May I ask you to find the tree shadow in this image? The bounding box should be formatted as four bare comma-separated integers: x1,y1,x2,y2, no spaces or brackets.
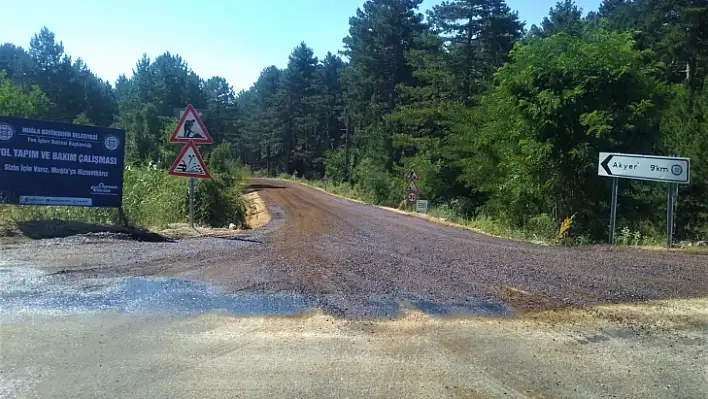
203,234,263,244
15,219,171,242
244,183,288,193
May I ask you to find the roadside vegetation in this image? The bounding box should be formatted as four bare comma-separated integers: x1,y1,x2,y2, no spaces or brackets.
1,0,707,243
0,164,247,235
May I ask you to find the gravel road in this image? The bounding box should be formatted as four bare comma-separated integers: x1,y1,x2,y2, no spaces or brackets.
3,178,706,316
2,179,707,398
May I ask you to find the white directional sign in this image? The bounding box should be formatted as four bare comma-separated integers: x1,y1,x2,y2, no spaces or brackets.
598,153,690,184
415,200,428,213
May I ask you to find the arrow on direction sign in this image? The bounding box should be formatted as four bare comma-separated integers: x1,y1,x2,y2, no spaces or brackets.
600,154,613,176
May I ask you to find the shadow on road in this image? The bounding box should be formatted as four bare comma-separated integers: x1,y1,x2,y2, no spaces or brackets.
203,234,263,244
245,183,288,193
15,219,171,242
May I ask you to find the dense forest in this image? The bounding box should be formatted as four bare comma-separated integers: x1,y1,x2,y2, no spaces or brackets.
1,0,707,241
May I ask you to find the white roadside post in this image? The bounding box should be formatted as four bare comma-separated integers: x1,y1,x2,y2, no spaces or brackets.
598,152,690,248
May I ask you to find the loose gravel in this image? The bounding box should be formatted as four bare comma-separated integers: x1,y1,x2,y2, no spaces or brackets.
2,179,706,317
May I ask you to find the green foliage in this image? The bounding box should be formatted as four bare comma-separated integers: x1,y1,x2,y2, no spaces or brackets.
353,157,402,206
25,27,116,125
530,0,584,37
324,148,350,183
0,71,50,118
208,142,238,175
195,172,246,228
661,82,708,239
122,166,187,227
460,29,667,236
616,226,642,246
0,202,115,227
429,0,524,100
72,112,92,125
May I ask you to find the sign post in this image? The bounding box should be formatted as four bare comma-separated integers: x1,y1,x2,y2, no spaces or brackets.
189,177,195,228
169,105,213,228
404,169,419,210
609,177,618,245
667,182,675,249
598,152,690,247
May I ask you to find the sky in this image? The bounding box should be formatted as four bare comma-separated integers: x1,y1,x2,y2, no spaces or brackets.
1,0,602,93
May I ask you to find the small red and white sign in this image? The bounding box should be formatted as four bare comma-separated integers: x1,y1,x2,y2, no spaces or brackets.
169,104,213,144
406,191,418,204
168,141,211,179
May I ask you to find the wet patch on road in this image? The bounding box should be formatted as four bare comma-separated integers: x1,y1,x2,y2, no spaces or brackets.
0,266,511,318
407,296,511,316
0,266,310,317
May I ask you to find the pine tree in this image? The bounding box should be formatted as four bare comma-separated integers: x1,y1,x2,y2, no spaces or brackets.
0,43,35,89
343,0,426,117
429,0,523,101
530,0,584,37
342,0,427,168
282,43,320,176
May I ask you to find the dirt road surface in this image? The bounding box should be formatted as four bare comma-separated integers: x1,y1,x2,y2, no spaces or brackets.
1,179,707,398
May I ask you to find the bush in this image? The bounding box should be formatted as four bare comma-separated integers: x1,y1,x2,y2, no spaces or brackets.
194,172,246,228
353,158,402,207
122,166,187,227
324,148,350,183
208,142,240,175
525,213,557,241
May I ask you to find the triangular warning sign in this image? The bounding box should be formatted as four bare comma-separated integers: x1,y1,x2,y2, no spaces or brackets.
406,169,418,181
406,180,418,192
168,141,211,179
169,104,213,144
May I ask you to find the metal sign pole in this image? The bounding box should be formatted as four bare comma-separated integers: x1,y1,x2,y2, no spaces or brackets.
609,177,618,245
667,182,675,249
189,177,195,228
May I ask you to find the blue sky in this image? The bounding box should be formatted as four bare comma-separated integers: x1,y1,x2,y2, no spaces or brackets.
1,0,601,93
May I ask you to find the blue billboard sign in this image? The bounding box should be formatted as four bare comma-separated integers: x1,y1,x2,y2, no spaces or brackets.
0,116,125,208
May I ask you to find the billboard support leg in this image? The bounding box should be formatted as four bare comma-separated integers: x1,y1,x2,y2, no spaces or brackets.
117,207,128,228
609,177,618,245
